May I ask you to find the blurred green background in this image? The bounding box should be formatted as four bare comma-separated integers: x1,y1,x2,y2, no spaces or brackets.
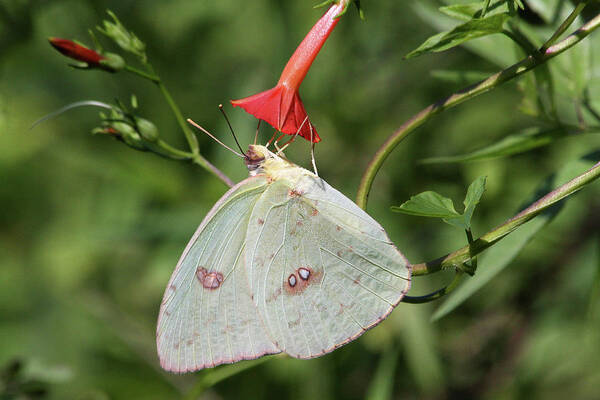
1,0,600,398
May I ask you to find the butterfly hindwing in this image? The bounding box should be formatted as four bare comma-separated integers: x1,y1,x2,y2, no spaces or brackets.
246,173,411,358
157,177,280,372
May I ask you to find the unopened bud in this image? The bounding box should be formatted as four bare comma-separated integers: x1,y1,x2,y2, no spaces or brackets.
135,117,158,142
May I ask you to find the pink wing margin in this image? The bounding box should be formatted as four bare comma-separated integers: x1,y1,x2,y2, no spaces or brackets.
157,176,280,373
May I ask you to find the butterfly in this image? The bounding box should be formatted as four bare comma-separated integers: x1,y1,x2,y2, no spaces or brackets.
156,144,411,372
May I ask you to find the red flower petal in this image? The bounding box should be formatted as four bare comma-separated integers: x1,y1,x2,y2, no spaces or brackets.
49,38,104,65
231,85,320,143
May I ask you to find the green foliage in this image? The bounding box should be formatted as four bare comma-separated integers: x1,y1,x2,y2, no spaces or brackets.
1,0,600,398
392,176,486,230
406,0,523,59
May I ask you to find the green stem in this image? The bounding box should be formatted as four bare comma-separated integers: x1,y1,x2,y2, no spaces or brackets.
125,63,233,186
540,1,588,53
124,64,160,82
192,155,235,187
155,80,200,156
411,160,600,275
356,12,600,210
155,139,194,159
402,271,465,303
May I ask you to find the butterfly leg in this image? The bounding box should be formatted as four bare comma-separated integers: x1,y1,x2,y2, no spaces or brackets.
310,124,319,176
254,120,261,145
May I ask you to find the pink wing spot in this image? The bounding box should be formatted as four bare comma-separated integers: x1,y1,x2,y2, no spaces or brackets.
353,276,361,285
336,225,342,231
196,267,224,290
186,339,193,346
169,284,177,291
337,250,343,257
311,208,318,216
297,220,303,226
288,189,303,197
258,218,264,225
285,266,322,295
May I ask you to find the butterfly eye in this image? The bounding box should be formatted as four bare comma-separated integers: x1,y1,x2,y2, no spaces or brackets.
287,274,297,287
298,267,310,280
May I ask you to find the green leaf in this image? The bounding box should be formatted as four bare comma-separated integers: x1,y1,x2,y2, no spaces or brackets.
391,191,460,218
405,13,511,59
431,155,598,321
430,69,491,85
420,127,570,164
365,347,400,400
439,3,483,21
512,0,525,10
439,1,509,21
462,176,487,228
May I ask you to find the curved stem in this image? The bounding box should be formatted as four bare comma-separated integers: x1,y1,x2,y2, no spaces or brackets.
402,271,464,304
155,80,200,156
125,62,233,186
411,160,600,275
356,12,600,210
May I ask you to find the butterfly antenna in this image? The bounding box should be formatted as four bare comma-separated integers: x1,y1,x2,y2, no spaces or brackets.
186,118,244,157
254,120,261,145
218,104,245,155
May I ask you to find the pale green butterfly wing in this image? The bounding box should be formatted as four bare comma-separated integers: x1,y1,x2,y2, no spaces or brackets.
246,172,411,358
157,176,280,372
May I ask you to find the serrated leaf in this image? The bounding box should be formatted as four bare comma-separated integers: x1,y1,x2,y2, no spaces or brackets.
405,13,511,59
391,191,460,218
420,127,568,164
463,176,487,228
432,155,598,321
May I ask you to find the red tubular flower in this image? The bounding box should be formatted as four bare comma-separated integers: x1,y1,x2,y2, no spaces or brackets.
49,38,104,66
231,1,349,143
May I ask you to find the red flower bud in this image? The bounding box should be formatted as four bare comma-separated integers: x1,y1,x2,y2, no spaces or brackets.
49,38,104,65
231,1,348,142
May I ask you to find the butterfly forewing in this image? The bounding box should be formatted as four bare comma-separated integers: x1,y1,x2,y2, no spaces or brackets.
246,173,411,358
157,177,280,372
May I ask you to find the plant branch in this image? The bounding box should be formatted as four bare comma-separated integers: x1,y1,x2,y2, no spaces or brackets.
411,160,600,275
356,11,600,210
402,271,465,303
540,1,588,53
125,63,233,186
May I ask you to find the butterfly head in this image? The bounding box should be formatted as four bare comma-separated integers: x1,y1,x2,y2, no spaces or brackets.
245,145,272,176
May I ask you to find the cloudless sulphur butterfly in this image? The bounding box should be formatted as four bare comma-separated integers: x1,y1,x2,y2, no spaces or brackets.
157,145,411,372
